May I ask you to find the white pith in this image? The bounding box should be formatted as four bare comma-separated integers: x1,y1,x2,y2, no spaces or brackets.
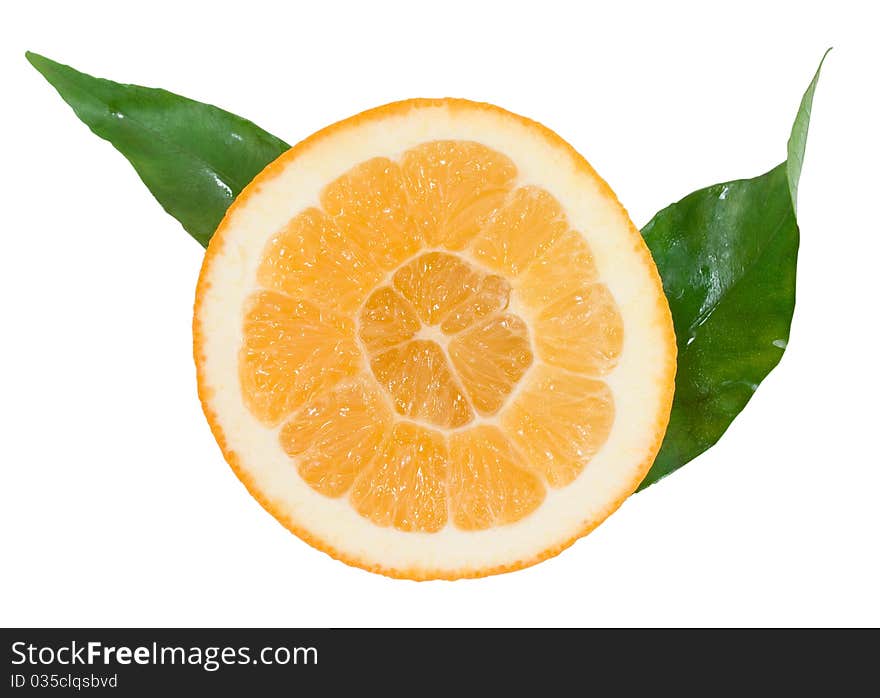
196,103,673,574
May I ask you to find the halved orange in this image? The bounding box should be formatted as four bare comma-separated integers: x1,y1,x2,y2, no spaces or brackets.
194,99,676,580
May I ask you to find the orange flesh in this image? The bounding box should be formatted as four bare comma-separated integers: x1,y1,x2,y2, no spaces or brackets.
238,140,623,533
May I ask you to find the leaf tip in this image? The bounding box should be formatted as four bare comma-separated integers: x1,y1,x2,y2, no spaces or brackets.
815,47,833,77
25,51,56,77
786,50,830,212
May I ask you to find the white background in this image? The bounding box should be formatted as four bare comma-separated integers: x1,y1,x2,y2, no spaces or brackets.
2,1,878,628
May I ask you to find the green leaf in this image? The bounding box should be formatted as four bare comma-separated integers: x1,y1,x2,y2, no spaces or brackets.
638,54,826,489
639,164,796,489
26,52,290,247
788,48,830,211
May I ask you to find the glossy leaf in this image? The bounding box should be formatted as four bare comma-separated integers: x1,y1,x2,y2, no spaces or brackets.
638,55,826,489
27,52,290,247
639,164,796,489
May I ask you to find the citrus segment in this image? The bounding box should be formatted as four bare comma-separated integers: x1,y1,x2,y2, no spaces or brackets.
515,230,598,310
401,141,517,249
393,252,481,326
501,365,614,488
358,286,420,352
440,273,510,335
280,379,391,497
370,340,473,428
320,157,420,270
470,186,568,276
534,282,624,375
238,291,361,425
448,426,545,530
447,314,533,415
257,208,380,316
349,423,448,533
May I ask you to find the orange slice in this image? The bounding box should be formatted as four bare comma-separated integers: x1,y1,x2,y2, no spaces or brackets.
194,99,676,580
